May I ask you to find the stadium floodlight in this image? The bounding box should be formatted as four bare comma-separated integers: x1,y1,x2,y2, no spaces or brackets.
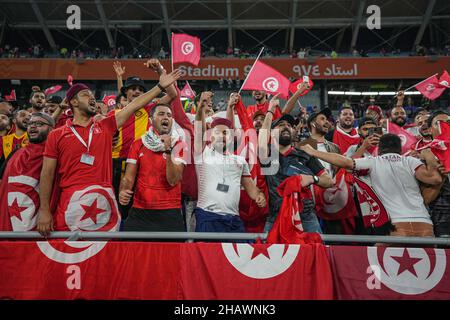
361,92,377,95
344,92,361,96
328,91,345,95
378,91,397,95
404,91,422,95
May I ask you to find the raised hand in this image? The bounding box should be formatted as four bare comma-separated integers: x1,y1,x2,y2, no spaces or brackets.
144,59,165,73
268,93,280,112
159,69,182,89
228,92,240,109
113,61,126,77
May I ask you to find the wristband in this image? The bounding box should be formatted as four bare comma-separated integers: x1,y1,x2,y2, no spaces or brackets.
157,83,166,93
267,110,275,116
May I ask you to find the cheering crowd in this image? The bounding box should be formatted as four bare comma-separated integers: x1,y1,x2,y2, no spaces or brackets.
0,58,449,241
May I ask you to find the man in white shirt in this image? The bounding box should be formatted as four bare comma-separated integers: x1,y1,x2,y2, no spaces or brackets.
194,92,266,233
300,133,443,237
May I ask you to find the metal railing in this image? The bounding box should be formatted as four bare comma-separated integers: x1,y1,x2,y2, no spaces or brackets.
0,231,449,246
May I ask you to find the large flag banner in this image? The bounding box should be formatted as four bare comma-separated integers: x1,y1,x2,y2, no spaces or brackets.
415,74,446,100
387,121,418,154
180,243,334,299
180,82,196,100
241,60,291,99
331,246,450,300
172,33,201,66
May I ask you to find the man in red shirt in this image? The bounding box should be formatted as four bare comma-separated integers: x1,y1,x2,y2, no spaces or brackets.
36,69,181,236
119,104,186,231
246,90,282,120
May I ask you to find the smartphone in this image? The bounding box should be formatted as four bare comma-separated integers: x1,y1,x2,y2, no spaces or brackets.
302,75,309,83
368,127,383,136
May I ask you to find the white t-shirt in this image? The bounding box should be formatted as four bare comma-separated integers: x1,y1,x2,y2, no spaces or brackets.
354,153,431,224
196,145,251,216
317,143,333,176
345,144,373,158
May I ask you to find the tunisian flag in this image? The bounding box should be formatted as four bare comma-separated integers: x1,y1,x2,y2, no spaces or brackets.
44,85,62,96
180,242,334,299
0,143,45,231
429,122,450,173
172,33,201,66
314,169,357,221
241,60,291,99
387,120,418,154
180,82,196,100
333,126,360,154
4,89,16,101
267,175,322,244
289,78,314,96
415,74,446,100
234,99,268,232
331,246,450,300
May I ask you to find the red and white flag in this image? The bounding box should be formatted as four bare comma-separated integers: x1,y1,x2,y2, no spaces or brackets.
102,95,116,108
439,70,450,88
387,120,418,154
180,82,196,100
415,74,446,100
333,126,360,154
429,122,450,173
314,169,358,221
172,33,201,66
289,78,314,96
44,85,62,96
4,89,16,101
241,60,291,99
267,175,322,244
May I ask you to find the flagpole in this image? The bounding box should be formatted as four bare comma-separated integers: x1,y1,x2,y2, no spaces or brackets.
171,32,174,72
238,47,265,95
399,73,439,94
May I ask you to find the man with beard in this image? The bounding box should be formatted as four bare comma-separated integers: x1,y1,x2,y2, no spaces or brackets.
407,108,429,137
246,90,282,120
410,113,433,152
29,90,46,113
346,117,380,159
110,59,179,221
118,104,187,231
421,111,450,237
0,110,30,167
325,106,359,154
0,111,12,137
0,113,54,231
297,108,339,176
193,95,266,233
36,68,181,236
0,100,13,115
259,95,333,233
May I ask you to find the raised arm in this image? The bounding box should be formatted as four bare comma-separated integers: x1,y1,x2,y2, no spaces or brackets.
395,90,405,108
300,144,355,170
36,157,57,236
194,91,213,154
258,94,279,159
113,61,125,93
115,69,181,129
282,81,310,114
144,59,178,104
226,93,240,128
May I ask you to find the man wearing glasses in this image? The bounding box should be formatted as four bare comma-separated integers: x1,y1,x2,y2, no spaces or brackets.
0,112,54,231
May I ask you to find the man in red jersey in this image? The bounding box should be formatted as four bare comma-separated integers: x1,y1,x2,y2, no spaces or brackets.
36,69,182,236
119,103,186,231
246,90,282,120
